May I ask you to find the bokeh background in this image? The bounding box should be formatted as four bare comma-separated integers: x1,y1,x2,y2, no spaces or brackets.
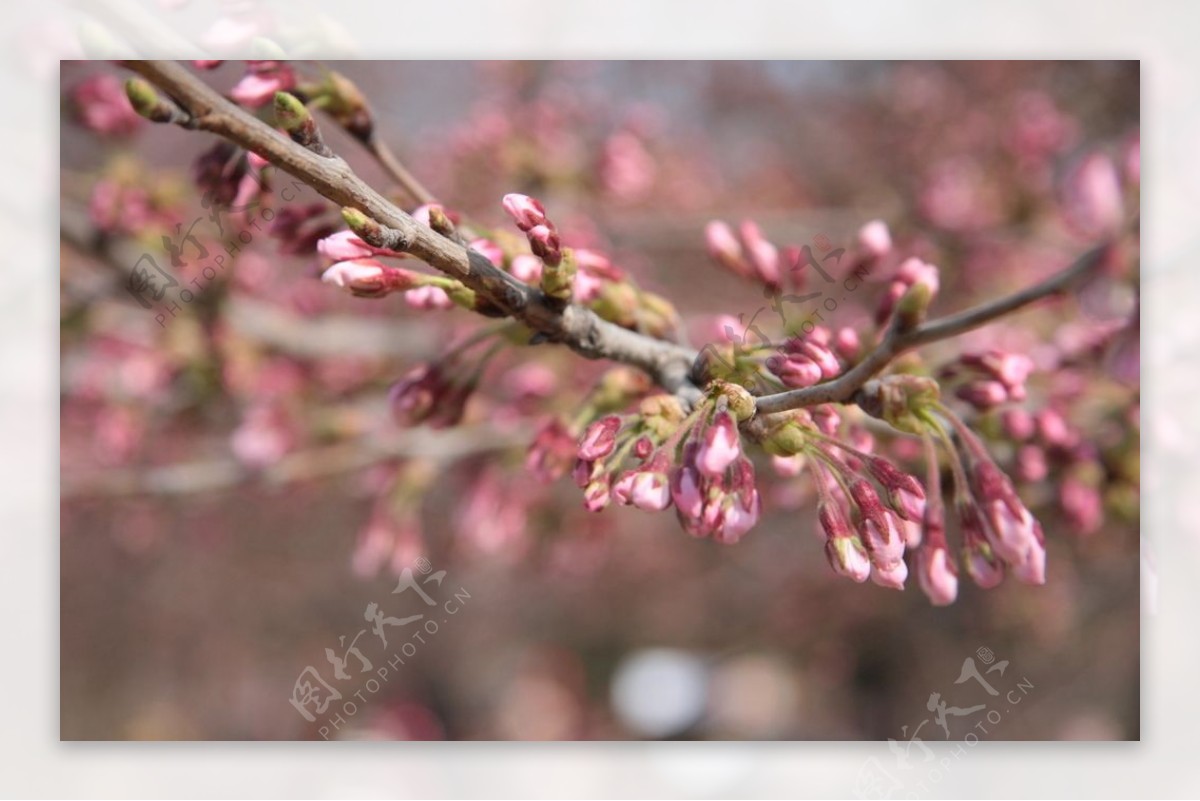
60,60,1139,741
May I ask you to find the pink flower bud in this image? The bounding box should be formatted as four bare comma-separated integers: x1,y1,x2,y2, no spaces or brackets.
716,490,760,544
1061,477,1102,535
1036,408,1076,448
897,257,941,297
578,415,621,461
984,499,1038,565
321,258,390,296
772,354,822,388
630,464,672,512
860,512,906,568
870,557,908,590
230,64,295,108
825,534,871,583
527,224,562,266
526,419,576,483
469,237,504,267
917,545,959,605
671,463,704,522
697,410,741,477
572,269,604,304
574,248,625,280
404,285,453,310
1063,152,1123,237
501,193,548,231
1001,408,1036,441
318,230,375,261
583,479,611,512
633,437,654,460
1015,445,1048,482
834,327,861,362
798,341,841,379
956,380,1009,410
857,219,892,258
510,254,544,284
771,454,805,477
812,405,841,437
410,204,435,227
704,220,748,276
739,220,780,287
1011,534,1047,585
572,458,598,488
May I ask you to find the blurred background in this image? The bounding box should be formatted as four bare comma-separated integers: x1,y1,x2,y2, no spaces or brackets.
60,60,1139,741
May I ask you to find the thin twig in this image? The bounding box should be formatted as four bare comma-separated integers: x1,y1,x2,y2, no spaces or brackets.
753,243,1110,415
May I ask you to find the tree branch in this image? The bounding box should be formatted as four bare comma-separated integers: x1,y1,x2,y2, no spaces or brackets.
752,243,1111,416
121,60,702,405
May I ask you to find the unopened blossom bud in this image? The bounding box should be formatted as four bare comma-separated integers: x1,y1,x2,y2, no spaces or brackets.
574,248,625,280
583,478,611,512
671,460,704,522
866,456,926,524
501,193,548,232
1061,475,1103,535
857,505,906,568
404,285,453,310
509,254,543,284
697,410,741,477
983,498,1039,565
704,220,749,278
897,257,941,297
231,63,296,107
528,224,563,268
526,418,577,482
812,405,841,437
578,415,621,461
469,237,503,268
633,437,654,460
1001,408,1036,441
1036,408,1076,448
1015,444,1048,482
957,379,1010,410
572,268,604,304
321,258,417,298
857,219,893,258
834,327,861,362
824,530,872,584
628,453,672,512
387,365,449,427
917,545,959,605
573,457,598,488
273,91,330,155
716,488,761,545
772,354,822,388
799,340,842,379
1011,529,1047,585
771,453,806,477
870,557,908,591
1063,152,1124,238
739,220,781,287
961,506,1006,589
317,230,375,261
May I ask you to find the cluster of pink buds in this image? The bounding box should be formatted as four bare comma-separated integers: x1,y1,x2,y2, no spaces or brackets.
571,387,762,545
502,193,563,267
946,349,1036,410
765,327,846,389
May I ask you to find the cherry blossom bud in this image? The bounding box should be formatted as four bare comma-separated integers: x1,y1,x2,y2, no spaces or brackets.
1036,408,1076,448
510,254,543,284
317,230,374,261
859,511,906,568
697,410,741,477
704,220,748,277
231,63,296,108
1063,152,1123,237
983,499,1039,565
528,224,562,266
469,237,504,268
824,530,872,583
961,506,1006,589
771,354,822,388
526,419,577,482
957,379,1009,410
583,479,611,512
75,75,144,136
573,248,625,281
771,453,806,477
578,415,621,461
739,220,780,287
866,456,926,523
1061,476,1102,535
857,219,893,258
1015,445,1048,482
572,269,603,304
404,285,453,310
871,557,908,590
671,463,704,522
1002,408,1036,441
716,489,760,544
321,258,416,298
917,545,959,605
793,340,841,379
573,458,598,488
1011,532,1047,585
501,193,548,231
387,365,454,428
629,454,672,512
812,405,841,437
834,327,861,362
633,437,654,460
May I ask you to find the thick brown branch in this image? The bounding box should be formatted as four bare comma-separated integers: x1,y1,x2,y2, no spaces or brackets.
752,243,1111,416
121,60,701,403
